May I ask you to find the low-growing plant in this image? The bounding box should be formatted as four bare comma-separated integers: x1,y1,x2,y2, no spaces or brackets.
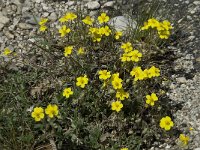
0,1,190,150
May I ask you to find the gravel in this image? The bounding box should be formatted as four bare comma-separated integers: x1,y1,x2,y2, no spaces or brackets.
0,0,200,149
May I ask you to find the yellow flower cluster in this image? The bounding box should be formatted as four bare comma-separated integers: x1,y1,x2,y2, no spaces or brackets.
82,16,94,26
120,42,142,62
141,18,173,39
39,18,48,32
59,12,77,23
89,25,111,42
130,66,160,81
31,104,59,121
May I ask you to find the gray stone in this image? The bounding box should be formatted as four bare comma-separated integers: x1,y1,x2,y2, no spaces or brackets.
85,1,100,10
0,23,4,31
4,30,14,39
18,23,34,29
66,1,76,7
23,14,40,25
103,1,115,8
193,1,200,5
196,57,200,62
109,16,137,31
176,77,187,83
0,13,10,25
49,12,57,21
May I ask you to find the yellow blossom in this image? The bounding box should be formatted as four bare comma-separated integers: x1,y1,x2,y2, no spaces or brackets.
158,30,170,39
2,48,12,56
39,25,47,32
63,87,73,98
99,26,111,36
111,101,123,112
121,42,133,53
179,134,189,145
116,89,129,100
45,104,59,118
146,93,158,106
112,77,123,90
159,116,174,131
77,47,85,55
148,18,160,28
59,12,77,22
39,18,48,25
59,25,71,37
130,67,145,81
76,75,89,88
82,16,94,25
31,107,45,122
64,46,73,57
121,148,128,150
115,31,122,40
98,70,111,80
98,13,109,24
148,66,160,78
89,27,102,42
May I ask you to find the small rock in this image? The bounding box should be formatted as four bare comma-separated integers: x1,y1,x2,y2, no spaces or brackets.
176,77,187,83
18,23,34,29
109,16,137,31
4,30,14,39
0,23,4,31
85,1,100,10
103,1,115,8
0,13,10,25
35,0,42,3
193,1,200,5
49,12,57,21
23,14,40,25
196,57,200,62
67,1,76,7
43,12,49,17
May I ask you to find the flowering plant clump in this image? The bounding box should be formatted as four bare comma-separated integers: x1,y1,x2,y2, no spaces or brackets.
0,3,181,149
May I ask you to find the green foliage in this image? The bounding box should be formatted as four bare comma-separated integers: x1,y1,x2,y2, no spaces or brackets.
0,1,180,150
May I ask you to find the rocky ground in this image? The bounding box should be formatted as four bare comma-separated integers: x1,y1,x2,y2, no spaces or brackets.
0,0,200,149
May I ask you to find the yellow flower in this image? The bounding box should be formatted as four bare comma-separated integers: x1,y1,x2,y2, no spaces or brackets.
130,67,145,81
146,93,158,106
112,73,120,80
3,48,12,56
39,25,47,32
59,12,77,22
148,66,160,78
89,27,102,42
159,116,174,131
82,16,94,25
99,70,111,80
121,50,142,62
76,75,89,88
39,18,48,25
116,89,129,100
112,77,123,90
161,20,173,30
64,46,73,57
121,42,133,53
158,30,170,39
98,13,109,24
31,107,44,122
141,21,150,30
45,104,59,118
111,101,123,112
121,148,128,150
59,25,71,37
115,31,122,40
147,18,160,28
77,47,85,55
99,26,111,36
63,87,73,98
179,134,189,145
